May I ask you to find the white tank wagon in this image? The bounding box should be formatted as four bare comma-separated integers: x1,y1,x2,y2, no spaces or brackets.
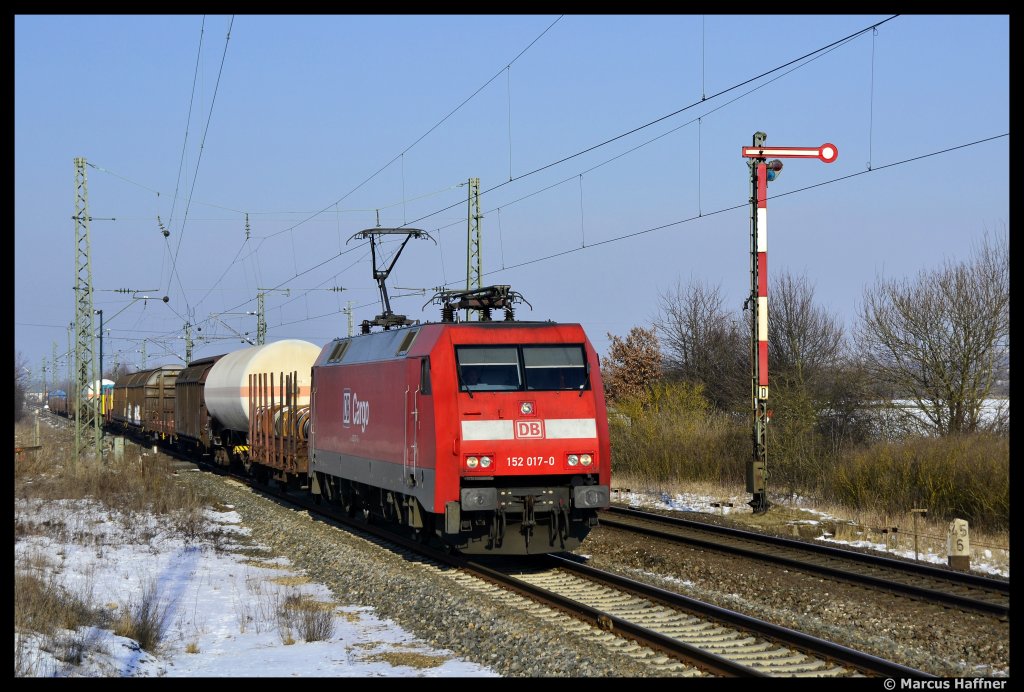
204,339,321,435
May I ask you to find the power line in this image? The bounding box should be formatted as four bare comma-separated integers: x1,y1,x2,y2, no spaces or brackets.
414,30,864,243
168,16,205,232
247,16,564,244
476,133,1009,281
167,15,235,308
400,15,901,231
246,134,1006,335
233,23,897,339
84,15,877,338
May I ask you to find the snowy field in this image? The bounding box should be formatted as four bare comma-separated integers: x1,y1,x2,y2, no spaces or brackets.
14,496,497,678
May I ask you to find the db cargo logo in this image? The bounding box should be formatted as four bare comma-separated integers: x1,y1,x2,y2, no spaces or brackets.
343,389,370,433
514,420,545,439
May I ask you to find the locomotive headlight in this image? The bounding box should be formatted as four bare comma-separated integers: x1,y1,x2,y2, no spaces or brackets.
466,456,479,469
567,454,579,466
480,456,492,469
580,454,593,467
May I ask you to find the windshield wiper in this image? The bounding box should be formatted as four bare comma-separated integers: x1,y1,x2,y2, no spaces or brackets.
580,362,591,397
457,366,474,399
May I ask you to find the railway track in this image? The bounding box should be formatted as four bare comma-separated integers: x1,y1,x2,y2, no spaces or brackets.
598,505,1010,618
219,466,933,678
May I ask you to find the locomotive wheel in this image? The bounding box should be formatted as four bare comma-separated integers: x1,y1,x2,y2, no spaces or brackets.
339,482,356,518
413,513,435,545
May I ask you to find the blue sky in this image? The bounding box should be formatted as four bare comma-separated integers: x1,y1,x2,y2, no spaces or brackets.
14,14,1009,382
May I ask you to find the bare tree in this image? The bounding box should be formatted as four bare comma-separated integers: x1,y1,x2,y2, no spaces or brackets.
601,326,662,403
768,271,845,390
857,227,1009,435
655,279,747,410
14,352,30,422
762,272,854,492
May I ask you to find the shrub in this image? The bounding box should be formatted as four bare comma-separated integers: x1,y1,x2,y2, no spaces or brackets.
828,434,1008,531
610,380,747,483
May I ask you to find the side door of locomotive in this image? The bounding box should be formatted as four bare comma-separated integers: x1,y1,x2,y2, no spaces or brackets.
403,356,431,487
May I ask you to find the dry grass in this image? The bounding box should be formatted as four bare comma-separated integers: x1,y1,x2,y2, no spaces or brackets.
14,571,105,637
828,434,1009,532
113,579,173,652
608,394,1010,536
276,593,335,643
14,566,110,675
360,651,447,669
15,419,213,537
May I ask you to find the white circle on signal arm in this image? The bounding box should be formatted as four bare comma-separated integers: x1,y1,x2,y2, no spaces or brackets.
819,144,838,163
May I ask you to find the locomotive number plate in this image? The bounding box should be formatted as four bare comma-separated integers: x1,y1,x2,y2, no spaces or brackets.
506,456,555,468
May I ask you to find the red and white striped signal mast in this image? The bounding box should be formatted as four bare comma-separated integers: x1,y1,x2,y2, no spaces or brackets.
741,132,838,513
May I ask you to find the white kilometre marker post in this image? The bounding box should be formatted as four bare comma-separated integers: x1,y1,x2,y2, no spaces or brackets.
741,133,838,513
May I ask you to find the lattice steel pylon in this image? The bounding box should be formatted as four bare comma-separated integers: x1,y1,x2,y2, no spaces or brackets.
255,288,290,345
72,156,101,463
465,177,482,321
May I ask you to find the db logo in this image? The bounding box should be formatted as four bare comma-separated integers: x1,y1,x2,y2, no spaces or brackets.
515,420,545,439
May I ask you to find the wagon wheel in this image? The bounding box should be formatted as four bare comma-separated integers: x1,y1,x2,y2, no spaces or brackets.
239,451,254,477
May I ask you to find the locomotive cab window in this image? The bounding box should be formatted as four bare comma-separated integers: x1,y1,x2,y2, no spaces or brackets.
455,344,588,392
523,345,588,391
456,346,521,392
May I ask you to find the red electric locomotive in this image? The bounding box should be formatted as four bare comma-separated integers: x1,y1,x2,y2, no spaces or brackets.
308,288,611,555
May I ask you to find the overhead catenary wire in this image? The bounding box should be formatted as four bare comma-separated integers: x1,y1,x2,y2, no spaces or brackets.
415,28,870,242
167,15,235,311
868,27,878,170
167,16,205,238
86,16,881,340
398,15,900,231
476,133,1009,281
251,15,564,247
241,132,1007,338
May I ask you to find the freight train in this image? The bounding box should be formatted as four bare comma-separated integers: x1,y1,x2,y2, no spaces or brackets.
71,284,611,555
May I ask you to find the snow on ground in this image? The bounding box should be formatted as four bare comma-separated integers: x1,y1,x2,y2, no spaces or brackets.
13,498,497,678
612,488,1010,579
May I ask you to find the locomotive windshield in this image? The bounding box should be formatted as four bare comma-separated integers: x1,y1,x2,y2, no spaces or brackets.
456,345,589,392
